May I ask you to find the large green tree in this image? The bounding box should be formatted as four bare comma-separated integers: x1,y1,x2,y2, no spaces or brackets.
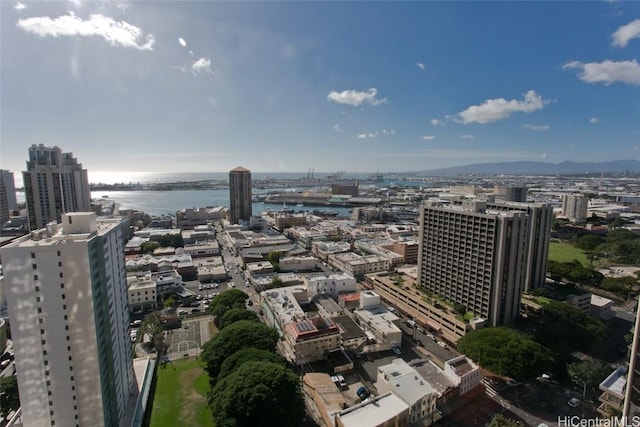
201,320,279,382
217,348,284,382
207,289,250,327
534,301,606,354
139,312,167,356
457,327,555,380
488,414,520,427
218,308,259,330
567,360,612,391
0,376,19,417
209,361,304,427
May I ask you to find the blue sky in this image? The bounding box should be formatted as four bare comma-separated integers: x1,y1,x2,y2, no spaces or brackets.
1,1,639,177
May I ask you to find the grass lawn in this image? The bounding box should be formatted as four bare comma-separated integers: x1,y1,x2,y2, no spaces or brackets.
548,242,590,266
149,358,213,427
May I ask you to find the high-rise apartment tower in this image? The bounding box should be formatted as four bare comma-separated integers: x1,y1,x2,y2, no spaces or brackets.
417,200,539,326
455,199,553,293
229,166,252,224
0,212,136,427
562,194,589,223
0,170,17,226
23,144,91,230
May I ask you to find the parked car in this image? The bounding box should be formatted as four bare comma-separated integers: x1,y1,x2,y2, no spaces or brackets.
437,341,448,349
427,333,436,340
392,347,402,355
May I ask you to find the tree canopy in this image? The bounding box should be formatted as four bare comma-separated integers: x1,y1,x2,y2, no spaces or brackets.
488,414,520,427
0,376,19,417
208,361,304,427
139,312,167,356
201,320,279,382
207,289,250,327
534,300,606,354
218,308,259,330
217,347,284,382
457,327,555,380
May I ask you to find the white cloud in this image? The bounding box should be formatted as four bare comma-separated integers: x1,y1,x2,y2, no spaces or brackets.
422,135,435,140
188,50,194,56
541,152,548,160
563,60,640,86
178,37,187,47
14,2,26,10
417,62,425,70
457,90,547,124
612,19,640,48
332,124,342,132
191,57,213,75
357,132,377,139
430,119,443,126
460,134,475,139
382,129,396,135
17,12,155,50
327,88,387,107
590,117,599,124
524,124,550,131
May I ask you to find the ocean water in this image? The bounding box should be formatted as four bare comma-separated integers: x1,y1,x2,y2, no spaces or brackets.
17,189,353,217
14,171,428,217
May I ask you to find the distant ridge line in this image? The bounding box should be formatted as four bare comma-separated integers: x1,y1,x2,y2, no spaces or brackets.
415,160,640,175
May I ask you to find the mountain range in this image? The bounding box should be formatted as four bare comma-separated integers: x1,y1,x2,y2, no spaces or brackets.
417,160,640,176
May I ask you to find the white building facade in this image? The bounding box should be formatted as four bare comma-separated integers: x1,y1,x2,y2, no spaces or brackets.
0,213,136,427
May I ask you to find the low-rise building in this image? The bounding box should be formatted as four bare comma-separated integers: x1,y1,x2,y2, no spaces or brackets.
246,261,274,275
127,276,157,313
565,292,592,315
335,392,410,427
302,373,347,427
315,295,343,318
377,358,438,425
332,315,368,352
283,316,342,365
354,291,402,352
279,255,318,272
183,241,220,258
312,241,351,261
443,356,481,395
304,272,357,298
591,294,615,320
328,252,391,277
598,366,626,419
338,293,360,311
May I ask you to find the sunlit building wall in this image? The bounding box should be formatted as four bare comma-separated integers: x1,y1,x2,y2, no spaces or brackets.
22,144,91,230
0,169,17,226
0,212,135,427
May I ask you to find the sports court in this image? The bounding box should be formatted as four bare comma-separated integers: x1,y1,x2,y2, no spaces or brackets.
165,318,203,359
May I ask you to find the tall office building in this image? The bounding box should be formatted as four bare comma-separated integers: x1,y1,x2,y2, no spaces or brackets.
0,212,136,427
417,201,530,326
229,166,252,224
562,194,589,223
23,144,92,230
0,169,17,226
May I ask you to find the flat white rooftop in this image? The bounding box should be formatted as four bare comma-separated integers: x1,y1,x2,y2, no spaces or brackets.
337,392,409,427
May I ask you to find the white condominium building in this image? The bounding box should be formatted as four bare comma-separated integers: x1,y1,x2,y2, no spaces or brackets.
0,213,136,427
